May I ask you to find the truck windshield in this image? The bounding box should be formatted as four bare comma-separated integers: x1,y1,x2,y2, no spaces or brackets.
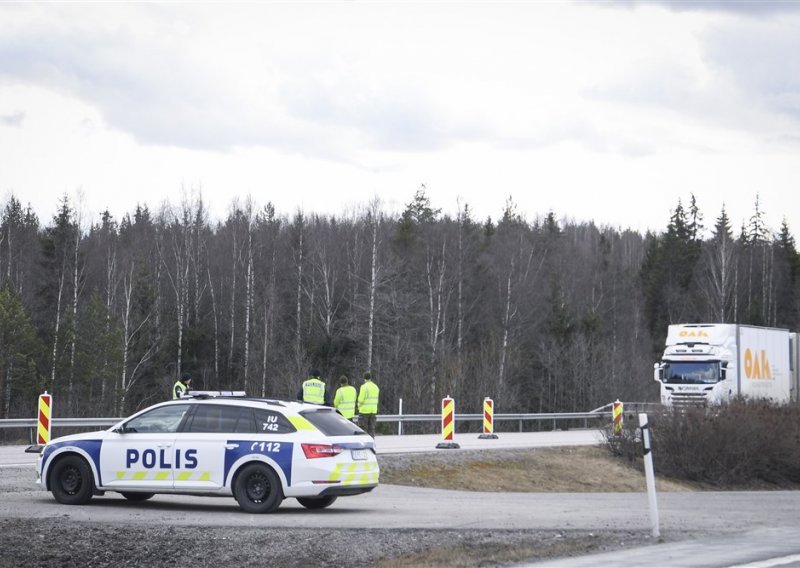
662,361,720,384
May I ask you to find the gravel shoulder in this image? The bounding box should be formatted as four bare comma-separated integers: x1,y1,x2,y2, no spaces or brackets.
0,446,680,567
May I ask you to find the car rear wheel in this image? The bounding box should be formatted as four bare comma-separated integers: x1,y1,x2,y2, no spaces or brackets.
120,492,155,502
50,455,94,505
296,496,337,509
234,463,283,513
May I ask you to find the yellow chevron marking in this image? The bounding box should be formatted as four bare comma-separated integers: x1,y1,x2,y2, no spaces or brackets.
116,471,126,480
154,471,170,481
198,471,211,481
329,461,380,483
287,415,317,431
176,471,192,481
132,471,147,481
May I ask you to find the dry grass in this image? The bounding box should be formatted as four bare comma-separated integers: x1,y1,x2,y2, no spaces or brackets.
379,445,694,493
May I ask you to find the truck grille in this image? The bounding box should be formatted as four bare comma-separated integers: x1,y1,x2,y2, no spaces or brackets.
670,392,708,408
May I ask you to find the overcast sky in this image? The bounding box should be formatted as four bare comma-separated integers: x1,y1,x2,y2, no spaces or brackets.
2,1,800,236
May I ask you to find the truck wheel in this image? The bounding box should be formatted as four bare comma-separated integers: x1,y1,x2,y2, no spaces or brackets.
297,496,337,509
50,455,94,505
234,463,283,513
120,492,155,502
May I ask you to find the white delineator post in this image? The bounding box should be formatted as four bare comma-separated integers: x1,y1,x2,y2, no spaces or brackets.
639,413,660,538
398,398,403,436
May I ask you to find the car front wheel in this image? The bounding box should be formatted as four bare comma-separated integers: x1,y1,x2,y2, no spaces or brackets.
297,495,337,509
50,455,94,505
234,463,283,513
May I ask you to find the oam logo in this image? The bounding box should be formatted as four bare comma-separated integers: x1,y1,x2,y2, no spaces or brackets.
744,349,772,380
679,329,709,338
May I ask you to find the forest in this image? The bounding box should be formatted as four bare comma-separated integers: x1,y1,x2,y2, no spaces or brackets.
0,188,797,421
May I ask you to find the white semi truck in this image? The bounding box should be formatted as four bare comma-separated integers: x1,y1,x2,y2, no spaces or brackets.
654,323,800,407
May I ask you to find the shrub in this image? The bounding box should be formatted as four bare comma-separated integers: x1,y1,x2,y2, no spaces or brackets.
603,399,800,487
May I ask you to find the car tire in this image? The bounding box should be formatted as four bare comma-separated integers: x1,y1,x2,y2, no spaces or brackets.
120,492,155,502
296,495,337,509
234,463,283,513
50,455,94,505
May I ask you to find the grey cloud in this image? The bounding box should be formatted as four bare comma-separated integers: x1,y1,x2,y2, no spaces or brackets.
0,14,461,159
0,19,321,154
1,111,24,126
702,23,800,118
580,10,800,144
610,1,800,15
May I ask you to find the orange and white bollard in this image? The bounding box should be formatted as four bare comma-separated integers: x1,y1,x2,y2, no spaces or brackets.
613,399,623,435
436,396,460,449
478,397,499,439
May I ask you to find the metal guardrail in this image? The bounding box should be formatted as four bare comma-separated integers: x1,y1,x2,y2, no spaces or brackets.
0,402,660,440
0,418,123,428
378,411,613,433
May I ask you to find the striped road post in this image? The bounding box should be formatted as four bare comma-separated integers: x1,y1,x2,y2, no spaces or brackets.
436,396,460,449
613,399,623,435
37,391,53,445
478,397,499,439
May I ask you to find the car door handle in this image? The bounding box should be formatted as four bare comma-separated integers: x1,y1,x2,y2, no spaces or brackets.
157,443,172,448
225,444,239,450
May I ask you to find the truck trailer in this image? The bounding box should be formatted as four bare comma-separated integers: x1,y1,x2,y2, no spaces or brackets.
654,323,800,407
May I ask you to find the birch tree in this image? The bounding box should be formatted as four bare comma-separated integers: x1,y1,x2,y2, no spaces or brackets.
702,207,737,322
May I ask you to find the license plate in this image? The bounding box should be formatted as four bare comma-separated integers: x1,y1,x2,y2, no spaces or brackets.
351,449,368,461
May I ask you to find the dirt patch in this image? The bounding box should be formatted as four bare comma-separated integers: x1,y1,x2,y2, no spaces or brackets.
379,445,695,492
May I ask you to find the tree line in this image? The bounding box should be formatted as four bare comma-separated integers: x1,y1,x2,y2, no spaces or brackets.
0,189,797,420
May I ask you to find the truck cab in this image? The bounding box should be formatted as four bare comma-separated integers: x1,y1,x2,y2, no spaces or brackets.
654,324,738,408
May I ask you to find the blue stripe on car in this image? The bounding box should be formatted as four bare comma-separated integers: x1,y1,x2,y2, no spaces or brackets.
41,440,103,485
224,440,293,487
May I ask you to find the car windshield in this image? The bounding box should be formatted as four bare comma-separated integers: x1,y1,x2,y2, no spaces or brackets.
663,361,720,385
301,409,367,436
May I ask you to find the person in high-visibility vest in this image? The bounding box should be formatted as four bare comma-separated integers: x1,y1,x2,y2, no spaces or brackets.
297,369,330,405
357,371,380,437
173,372,192,399
333,375,357,420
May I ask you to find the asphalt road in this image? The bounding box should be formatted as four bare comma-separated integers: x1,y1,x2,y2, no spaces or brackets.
5,432,800,567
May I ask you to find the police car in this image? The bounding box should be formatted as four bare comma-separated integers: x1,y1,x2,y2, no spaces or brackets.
36,392,379,513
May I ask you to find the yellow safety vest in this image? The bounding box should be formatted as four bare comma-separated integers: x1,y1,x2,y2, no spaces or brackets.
302,378,326,404
358,380,380,414
334,385,357,419
173,380,188,400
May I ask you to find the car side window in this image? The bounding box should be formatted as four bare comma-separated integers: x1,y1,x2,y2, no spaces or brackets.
254,409,295,434
185,405,256,434
124,405,189,434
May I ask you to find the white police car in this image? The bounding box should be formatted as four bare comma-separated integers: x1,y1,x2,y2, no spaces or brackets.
36,393,379,513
